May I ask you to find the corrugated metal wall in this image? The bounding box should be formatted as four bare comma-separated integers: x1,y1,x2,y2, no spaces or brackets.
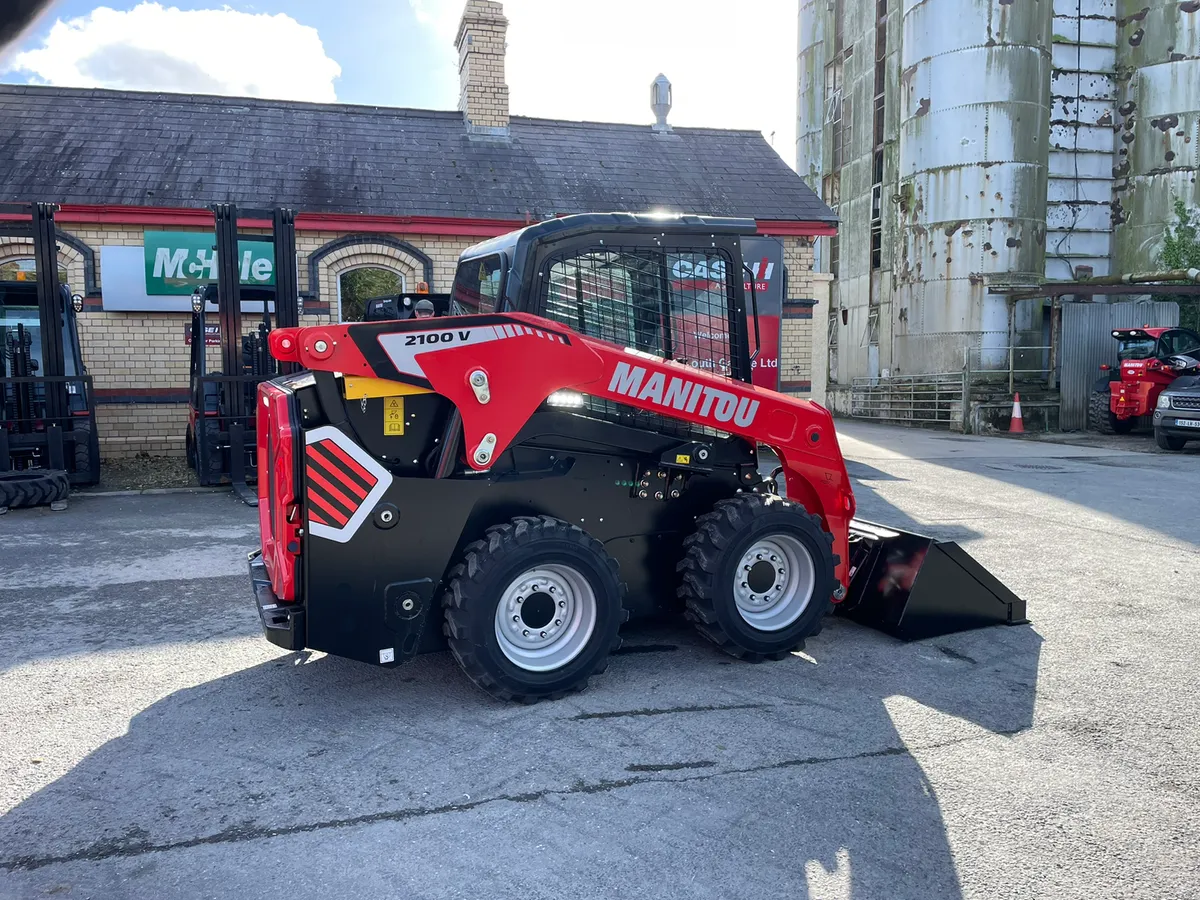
1059,300,1179,429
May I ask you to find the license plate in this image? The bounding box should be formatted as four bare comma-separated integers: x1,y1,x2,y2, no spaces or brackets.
1176,418,1200,428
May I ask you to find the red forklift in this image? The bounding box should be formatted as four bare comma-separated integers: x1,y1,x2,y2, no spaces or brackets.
0,202,100,510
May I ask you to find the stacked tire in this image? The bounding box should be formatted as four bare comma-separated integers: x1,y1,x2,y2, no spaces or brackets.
0,470,69,512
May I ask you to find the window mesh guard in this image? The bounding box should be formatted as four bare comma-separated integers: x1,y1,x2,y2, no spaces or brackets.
541,245,742,437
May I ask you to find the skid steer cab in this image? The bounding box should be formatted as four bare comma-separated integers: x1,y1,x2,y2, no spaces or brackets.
249,213,1024,702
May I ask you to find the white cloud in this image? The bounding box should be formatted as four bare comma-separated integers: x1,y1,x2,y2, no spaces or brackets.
408,0,797,168
5,3,341,102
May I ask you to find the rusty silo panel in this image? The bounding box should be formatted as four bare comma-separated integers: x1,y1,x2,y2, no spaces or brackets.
1112,0,1200,273
896,0,1052,373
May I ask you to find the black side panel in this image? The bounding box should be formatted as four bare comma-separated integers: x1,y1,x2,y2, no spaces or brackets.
304,477,484,665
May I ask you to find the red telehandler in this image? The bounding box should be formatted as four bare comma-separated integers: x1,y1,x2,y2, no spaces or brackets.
248,214,1024,701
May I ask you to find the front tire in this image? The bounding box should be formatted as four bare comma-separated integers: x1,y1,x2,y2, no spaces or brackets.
1155,428,1187,451
443,516,628,703
678,494,836,662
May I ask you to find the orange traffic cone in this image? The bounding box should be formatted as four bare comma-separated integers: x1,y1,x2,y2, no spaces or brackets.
1009,392,1025,434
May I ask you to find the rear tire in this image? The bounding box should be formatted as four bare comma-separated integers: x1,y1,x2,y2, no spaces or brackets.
1155,428,1187,451
0,470,70,510
1088,390,1116,434
443,516,628,703
678,494,836,662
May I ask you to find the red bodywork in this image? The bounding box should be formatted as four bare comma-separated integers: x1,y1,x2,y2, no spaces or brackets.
1108,327,1180,420
257,381,301,601
266,312,857,593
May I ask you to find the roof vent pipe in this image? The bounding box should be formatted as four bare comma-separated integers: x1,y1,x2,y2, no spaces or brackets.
651,74,672,131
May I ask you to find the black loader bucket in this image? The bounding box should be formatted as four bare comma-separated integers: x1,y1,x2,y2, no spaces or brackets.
837,519,1027,640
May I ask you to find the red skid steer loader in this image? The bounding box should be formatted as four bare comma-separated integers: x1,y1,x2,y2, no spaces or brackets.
249,214,1025,702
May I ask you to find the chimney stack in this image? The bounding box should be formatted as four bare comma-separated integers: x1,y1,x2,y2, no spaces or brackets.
456,0,509,136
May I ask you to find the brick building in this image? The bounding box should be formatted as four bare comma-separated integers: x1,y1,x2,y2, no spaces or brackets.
1,0,835,459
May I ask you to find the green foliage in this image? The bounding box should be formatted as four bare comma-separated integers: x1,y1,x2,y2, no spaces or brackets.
1156,199,1200,332
338,267,403,322
1159,199,1200,271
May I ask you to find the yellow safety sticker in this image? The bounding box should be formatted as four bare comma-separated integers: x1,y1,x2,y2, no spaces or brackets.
384,397,404,435
675,454,691,465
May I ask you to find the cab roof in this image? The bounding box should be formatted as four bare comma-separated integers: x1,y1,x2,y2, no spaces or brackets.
458,212,759,263
1113,327,1171,340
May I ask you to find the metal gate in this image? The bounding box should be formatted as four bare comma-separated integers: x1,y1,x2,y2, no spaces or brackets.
1059,300,1179,430
850,373,965,427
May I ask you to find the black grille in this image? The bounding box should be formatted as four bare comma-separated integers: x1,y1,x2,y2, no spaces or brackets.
1171,395,1200,410
539,244,742,437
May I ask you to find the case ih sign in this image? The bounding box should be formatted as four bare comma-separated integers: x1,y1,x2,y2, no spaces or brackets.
740,236,782,391
665,236,783,391
143,231,275,295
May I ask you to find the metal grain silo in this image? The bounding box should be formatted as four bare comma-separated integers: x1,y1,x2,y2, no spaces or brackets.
896,0,1052,372
797,0,827,184
1112,0,1200,273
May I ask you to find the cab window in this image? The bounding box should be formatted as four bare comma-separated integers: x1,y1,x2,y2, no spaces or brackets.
1117,338,1158,361
1166,330,1200,356
450,255,504,315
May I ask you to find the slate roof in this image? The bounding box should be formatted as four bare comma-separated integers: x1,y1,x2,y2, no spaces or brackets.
0,84,835,224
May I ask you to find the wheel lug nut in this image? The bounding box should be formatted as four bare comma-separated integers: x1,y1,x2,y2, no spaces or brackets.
741,582,748,588
513,615,519,622
522,629,529,636
540,631,547,638
744,564,751,571
756,554,763,560
778,568,785,574
554,619,561,626
559,600,566,608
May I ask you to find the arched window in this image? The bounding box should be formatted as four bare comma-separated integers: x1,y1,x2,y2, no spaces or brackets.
336,266,406,322
0,257,69,284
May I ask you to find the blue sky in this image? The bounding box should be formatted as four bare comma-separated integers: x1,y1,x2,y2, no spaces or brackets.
2,1,798,165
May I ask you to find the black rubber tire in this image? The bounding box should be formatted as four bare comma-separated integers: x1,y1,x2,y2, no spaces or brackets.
1155,428,1187,451
185,424,196,470
1088,390,1116,435
72,421,94,480
198,418,225,482
678,494,836,662
0,470,70,510
442,515,629,703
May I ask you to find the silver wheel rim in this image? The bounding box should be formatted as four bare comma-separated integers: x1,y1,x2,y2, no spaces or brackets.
494,564,598,672
732,534,816,632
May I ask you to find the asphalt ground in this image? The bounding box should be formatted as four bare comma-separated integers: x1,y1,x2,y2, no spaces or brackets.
1,421,1197,899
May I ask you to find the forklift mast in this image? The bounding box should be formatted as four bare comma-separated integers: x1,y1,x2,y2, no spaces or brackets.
0,201,99,484
186,204,299,499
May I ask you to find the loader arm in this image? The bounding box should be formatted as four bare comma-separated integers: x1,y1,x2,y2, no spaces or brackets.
270,312,857,589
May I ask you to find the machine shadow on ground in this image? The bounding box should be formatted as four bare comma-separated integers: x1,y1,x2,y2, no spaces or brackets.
0,611,1042,899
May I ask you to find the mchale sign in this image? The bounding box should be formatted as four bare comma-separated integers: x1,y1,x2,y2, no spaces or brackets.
144,231,275,295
